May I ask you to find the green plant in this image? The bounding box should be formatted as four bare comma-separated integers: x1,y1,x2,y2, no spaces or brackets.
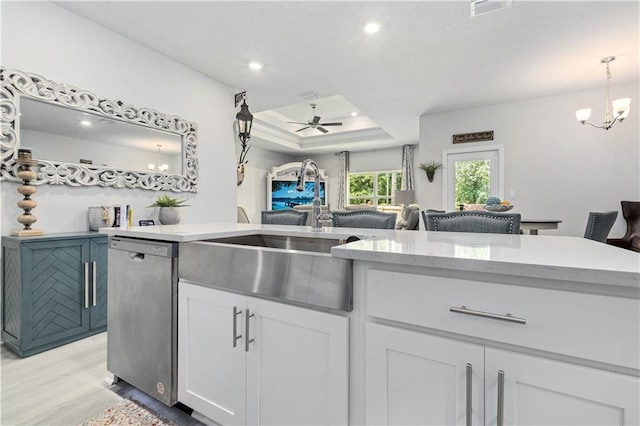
418,161,442,182
149,194,189,208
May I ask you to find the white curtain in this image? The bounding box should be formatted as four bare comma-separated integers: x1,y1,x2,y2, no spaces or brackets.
401,144,415,190
336,151,349,210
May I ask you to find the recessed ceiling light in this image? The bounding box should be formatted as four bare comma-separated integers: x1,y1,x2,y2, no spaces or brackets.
80,120,92,126
249,62,263,71
364,22,381,34
351,112,359,117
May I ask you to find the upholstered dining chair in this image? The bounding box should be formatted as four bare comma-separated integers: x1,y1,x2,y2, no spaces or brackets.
425,210,521,234
607,201,640,252
261,209,308,226
421,209,445,231
583,211,618,243
332,209,397,229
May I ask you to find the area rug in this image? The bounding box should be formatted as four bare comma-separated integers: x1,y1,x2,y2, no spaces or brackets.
82,398,179,426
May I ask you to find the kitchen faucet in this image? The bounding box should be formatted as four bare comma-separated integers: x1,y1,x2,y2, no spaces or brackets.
296,159,323,231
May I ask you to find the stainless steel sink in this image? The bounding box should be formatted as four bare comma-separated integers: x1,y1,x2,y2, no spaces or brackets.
179,234,353,311
202,234,341,254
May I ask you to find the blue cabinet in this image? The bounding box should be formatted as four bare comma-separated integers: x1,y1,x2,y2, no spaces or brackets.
2,232,107,357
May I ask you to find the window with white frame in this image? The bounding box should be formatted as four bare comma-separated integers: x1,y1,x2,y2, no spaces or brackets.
348,170,403,206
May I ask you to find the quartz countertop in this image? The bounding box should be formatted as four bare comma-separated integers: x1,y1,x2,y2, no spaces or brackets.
99,222,387,242
100,223,640,289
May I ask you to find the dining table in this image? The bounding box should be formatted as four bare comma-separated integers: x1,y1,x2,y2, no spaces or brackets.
520,219,562,235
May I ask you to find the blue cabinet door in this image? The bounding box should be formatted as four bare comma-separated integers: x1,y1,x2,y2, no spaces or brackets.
90,237,108,330
22,238,92,350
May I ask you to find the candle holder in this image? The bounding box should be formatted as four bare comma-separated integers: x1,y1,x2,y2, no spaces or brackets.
11,149,44,237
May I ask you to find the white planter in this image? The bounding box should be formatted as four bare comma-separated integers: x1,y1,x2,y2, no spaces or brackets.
159,207,181,225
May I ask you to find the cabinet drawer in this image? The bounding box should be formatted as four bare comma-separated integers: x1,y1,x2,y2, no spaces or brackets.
366,269,639,370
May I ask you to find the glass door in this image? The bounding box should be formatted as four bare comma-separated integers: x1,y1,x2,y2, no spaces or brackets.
443,145,503,212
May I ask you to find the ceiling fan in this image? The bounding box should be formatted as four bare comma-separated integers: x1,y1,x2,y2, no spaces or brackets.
287,103,342,134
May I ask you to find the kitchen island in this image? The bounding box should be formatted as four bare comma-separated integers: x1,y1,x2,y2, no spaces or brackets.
102,223,640,425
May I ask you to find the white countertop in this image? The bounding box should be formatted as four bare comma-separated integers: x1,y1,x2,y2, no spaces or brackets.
331,230,640,289
99,222,387,242
100,223,640,289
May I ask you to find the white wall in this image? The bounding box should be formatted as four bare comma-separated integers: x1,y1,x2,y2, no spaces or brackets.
1,2,237,234
418,83,640,237
237,146,295,224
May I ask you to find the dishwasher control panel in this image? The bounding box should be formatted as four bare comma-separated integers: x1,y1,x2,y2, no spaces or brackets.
109,237,177,258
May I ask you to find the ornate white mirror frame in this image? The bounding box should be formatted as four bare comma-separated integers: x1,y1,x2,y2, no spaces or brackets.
0,67,199,192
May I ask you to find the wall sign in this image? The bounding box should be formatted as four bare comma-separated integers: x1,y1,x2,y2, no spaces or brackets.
453,130,494,144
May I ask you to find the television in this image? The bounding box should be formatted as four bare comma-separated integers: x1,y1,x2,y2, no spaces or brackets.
271,180,326,210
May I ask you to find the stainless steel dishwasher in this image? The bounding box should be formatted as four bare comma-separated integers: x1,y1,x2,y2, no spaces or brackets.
107,236,178,406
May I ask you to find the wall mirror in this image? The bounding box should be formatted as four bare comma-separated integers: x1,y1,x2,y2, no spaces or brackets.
0,67,199,192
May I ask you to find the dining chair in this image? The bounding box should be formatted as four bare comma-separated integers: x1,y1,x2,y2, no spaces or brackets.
425,210,521,234
421,209,445,231
332,209,397,229
607,201,640,252
583,211,618,243
261,209,308,226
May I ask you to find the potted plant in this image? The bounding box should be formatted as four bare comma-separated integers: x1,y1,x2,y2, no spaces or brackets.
150,194,189,225
418,161,442,182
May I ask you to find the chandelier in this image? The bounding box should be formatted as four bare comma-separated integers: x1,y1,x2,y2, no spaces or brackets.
148,144,168,172
576,56,631,131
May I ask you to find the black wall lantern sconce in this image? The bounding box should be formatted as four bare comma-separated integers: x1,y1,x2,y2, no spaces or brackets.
235,91,254,186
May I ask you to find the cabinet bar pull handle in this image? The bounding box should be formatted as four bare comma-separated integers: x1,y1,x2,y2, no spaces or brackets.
449,305,526,324
497,370,505,426
84,263,89,309
245,309,255,352
466,363,472,426
92,261,97,307
232,306,242,348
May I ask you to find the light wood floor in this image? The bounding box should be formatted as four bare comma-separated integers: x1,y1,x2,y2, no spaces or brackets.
0,332,203,425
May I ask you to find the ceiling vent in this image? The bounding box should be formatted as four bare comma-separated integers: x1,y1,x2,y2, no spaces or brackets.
470,0,511,17
297,91,322,101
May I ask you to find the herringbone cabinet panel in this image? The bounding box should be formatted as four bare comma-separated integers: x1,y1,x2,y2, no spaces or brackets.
27,241,90,348
90,238,108,329
2,233,108,357
3,247,21,338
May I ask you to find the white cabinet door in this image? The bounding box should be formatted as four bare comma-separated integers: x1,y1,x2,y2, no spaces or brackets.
178,282,248,425
366,323,485,426
246,297,349,426
485,348,640,426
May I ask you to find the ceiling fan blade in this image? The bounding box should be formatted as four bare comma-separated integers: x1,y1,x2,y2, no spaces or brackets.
312,116,321,124
317,126,329,134
319,122,342,126
287,121,308,125
296,126,310,132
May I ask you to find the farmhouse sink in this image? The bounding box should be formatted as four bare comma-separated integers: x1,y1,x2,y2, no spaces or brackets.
178,234,354,311
204,234,341,254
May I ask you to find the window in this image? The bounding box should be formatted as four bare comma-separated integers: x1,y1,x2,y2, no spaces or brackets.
349,171,402,206
443,145,504,211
